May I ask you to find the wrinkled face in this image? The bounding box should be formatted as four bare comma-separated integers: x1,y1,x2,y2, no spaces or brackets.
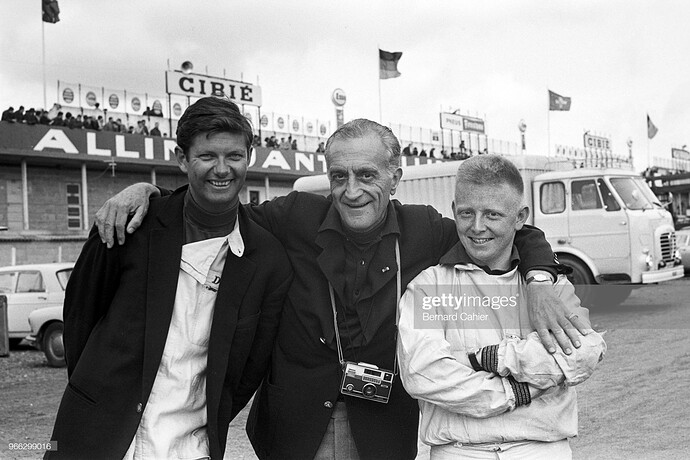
452,181,529,271
176,131,248,213
327,134,402,232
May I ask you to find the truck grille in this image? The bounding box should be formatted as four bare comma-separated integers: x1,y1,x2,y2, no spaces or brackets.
659,232,676,263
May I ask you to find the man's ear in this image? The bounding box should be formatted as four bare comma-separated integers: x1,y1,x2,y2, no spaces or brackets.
390,167,403,195
175,146,188,173
515,205,530,230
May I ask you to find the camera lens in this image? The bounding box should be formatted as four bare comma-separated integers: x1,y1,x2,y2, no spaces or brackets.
362,384,377,398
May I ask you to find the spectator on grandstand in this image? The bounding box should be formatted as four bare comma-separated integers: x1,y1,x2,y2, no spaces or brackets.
24,108,39,125
419,148,427,157
128,126,135,134
270,135,278,147
135,120,149,135
291,138,298,150
82,116,92,130
51,111,65,126
279,137,290,150
1,106,14,122
67,114,82,129
150,122,162,137
103,117,116,131
316,141,325,153
96,115,105,130
252,135,261,147
12,106,25,123
402,143,412,156
39,109,51,125
87,116,100,131
413,146,419,156
459,140,467,154
430,147,436,159
116,119,127,133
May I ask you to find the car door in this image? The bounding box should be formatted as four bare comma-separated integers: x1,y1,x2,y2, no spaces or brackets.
8,270,50,336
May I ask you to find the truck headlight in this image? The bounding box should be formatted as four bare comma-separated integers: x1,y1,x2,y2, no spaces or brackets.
645,254,654,270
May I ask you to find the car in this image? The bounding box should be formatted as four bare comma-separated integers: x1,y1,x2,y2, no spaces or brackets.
677,229,690,274
26,305,65,367
0,262,73,345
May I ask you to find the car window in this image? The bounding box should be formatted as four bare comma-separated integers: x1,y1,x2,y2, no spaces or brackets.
16,271,45,293
0,272,17,293
678,234,689,246
56,269,72,290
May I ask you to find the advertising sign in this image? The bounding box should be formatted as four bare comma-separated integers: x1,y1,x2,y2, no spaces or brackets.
439,112,485,134
584,133,611,150
165,71,262,106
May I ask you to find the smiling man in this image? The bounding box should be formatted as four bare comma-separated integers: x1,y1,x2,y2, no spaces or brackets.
93,119,589,460
46,97,292,460
397,155,606,459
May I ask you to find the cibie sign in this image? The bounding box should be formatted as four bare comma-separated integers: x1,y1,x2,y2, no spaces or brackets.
583,133,610,150
165,71,262,107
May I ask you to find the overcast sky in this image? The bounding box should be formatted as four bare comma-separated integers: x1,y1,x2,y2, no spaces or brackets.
2,0,689,171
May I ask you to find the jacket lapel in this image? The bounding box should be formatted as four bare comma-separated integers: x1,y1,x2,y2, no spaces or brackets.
206,210,257,423
141,190,185,400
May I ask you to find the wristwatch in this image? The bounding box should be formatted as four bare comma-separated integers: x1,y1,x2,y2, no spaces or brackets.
526,273,553,285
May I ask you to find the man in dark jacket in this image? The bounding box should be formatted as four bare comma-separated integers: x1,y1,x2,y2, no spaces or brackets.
95,119,588,460
47,97,292,459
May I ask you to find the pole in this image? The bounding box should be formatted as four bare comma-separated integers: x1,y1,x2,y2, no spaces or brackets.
377,46,382,123
547,106,551,156
378,76,382,123
42,20,47,110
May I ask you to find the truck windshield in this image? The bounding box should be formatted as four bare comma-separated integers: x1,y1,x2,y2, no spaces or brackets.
609,177,662,210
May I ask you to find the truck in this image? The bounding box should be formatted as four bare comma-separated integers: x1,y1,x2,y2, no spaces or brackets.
293,155,684,306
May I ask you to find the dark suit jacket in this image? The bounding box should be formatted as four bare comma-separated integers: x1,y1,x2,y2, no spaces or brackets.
47,186,292,460
244,191,557,460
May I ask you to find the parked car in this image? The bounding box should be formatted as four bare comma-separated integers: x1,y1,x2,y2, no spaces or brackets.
0,262,73,345
677,229,690,274
26,305,65,367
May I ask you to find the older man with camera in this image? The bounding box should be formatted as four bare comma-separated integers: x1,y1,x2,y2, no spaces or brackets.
95,119,589,460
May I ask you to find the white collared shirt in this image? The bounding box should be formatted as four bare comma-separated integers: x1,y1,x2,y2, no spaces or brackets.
123,219,244,460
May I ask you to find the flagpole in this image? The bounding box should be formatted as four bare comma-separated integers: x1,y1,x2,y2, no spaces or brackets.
547,90,551,156
41,19,47,110
377,47,382,123
378,76,382,124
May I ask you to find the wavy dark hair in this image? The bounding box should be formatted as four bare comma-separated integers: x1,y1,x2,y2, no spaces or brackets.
176,96,253,157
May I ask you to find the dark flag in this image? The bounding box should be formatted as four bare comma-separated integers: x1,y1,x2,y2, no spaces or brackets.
647,114,658,139
379,49,402,79
42,0,60,23
548,90,571,111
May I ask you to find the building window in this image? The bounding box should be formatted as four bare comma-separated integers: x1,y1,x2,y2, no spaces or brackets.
249,190,261,205
67,184,82,229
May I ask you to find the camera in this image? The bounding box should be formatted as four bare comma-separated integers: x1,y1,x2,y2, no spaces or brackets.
340,361,394,404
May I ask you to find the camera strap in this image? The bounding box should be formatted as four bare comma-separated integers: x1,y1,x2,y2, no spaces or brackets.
328,238,401,375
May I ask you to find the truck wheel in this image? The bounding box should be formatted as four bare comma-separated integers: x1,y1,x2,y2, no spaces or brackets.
557,256,632,307
558,255,595,307
42,322,66,368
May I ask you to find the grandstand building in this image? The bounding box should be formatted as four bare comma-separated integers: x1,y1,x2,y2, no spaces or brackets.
0,120,438,265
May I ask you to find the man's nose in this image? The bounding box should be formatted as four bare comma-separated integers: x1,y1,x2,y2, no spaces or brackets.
344,175,362,199
214,160,231,176
471,215,486,233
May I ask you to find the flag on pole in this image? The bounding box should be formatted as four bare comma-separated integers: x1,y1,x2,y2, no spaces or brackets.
647,114,658,139
379,49,402,79
42,0,60,23
548,90,571,111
